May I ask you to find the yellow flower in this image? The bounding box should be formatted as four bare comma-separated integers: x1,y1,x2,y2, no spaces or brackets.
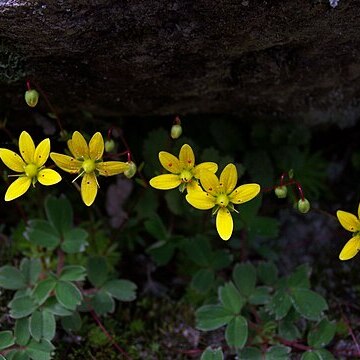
337,204,360,260
0,131,61,201
149,144,218,192
50,131,129,206
186,164,260,240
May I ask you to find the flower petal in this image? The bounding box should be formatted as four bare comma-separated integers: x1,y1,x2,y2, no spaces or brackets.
220,163,238,194
336,210,360,232
0,149,26,172
193,162,218,178
34,138,50,166
68,131,89,159
89,132,104,161
81,173,98,206
19,131,35,164
199,170,219,196
179,144,195,169
186,190,215,210
97,161,129,176
186,180,203,193
37,168,62,185
216,207,233,241
339,236,360,260
149,174,181,190
5,177,31,201
159,151,181,173
50,153,82,174
230,183,261,204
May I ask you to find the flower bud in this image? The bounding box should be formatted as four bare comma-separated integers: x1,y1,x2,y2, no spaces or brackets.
297,198,310,214
124,161,137,178
170,124,182,139
105,139,116,153
25,89,39,107
274,186,287,198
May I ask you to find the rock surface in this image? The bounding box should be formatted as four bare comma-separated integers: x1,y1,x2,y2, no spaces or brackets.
0,0,359,125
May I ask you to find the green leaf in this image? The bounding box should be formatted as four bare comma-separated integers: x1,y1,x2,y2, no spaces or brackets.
267,289,292,320
59,266,86,281
147,240,176,266
55,281,82,311
15,317,31,346
219,282,245,313
61,228,88,254
0,355,6,360
26,339,55,360
24,220,59,249
279,320,300,341
6,351,29,360
91,290,115,315
287,264,311,289
290,288,328,321
301,349,335,360
29,311,56,342
42,297,73,317
249,286,271,305
0,265,26,290
20,259,41,286
87,256,108,288
164,189,188,216
233,263,256,297
196,305,233,331
257,262,278,286
238,347,263,360
191,269,215,293
32,278,57,306
237,196,262,225
225,316,248,348
265,345,291,360
200,346,224,360
0,330,15,350
184,236,212,267
45,195,73,234
9,296,37,319
61,312,82,332
307,319,336,348
103,279,137,301
144,215,168,240
251,216,279,239
211,250,232,270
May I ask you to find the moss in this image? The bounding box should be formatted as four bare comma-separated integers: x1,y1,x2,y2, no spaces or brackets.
0,42,26,84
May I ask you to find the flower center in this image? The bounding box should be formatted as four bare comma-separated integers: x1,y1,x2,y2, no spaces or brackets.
82,159,96,174
216,194,229,207
24,163,38,178
180,170,193,183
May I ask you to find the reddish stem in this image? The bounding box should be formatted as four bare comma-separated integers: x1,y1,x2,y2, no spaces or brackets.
26,80,31,91
56,249,65,276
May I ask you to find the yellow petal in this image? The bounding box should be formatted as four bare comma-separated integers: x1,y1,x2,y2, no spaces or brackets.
186,180,203,193
339,236,360,260
220,163,237,194
186,190,215,210
358,203,360,220
50,153,82,174
5,177,31,201
159,151,181,173
81,173,98,206
149,174,181,190
179,144,195,169
68,131,89,159
216,207,233,241
230,183,261,204
34,138,50,166
0,149,26,172
97,161,129,176
336,210,360,232
37,168,62,185
89,132,104,161
19,131,35,164
193,162,218,178
199,170,219,196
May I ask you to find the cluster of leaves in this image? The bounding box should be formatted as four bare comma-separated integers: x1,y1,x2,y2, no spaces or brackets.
196,262,336,359
0,196,137,360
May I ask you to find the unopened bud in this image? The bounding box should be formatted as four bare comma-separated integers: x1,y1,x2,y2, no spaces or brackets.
124,161,137,178
25,89,39,107
105,139,116,153
170,124,182,139
274,186,287,199
297,198,310,214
